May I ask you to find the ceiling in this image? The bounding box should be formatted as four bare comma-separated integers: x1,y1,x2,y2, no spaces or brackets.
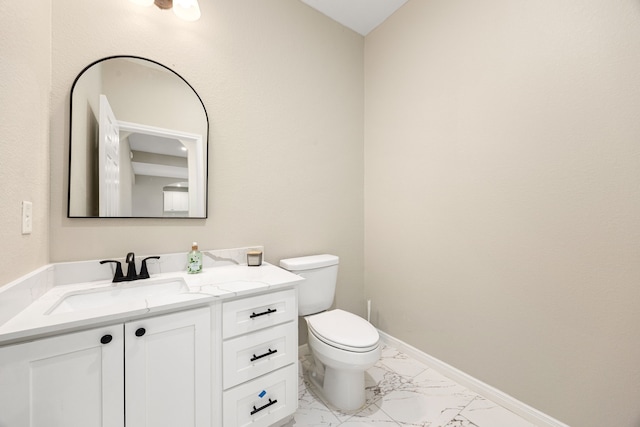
128,133,187,158
300,0,408,36
127,133,188,180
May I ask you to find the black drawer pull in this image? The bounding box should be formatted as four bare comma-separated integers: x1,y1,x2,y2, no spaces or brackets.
250,308,277,319
100,334,112,344
135,328,146,337
251,398,278,415
250,348,278,362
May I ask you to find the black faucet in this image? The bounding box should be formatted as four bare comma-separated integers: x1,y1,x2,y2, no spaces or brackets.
100,253,161,283
125,252,137,280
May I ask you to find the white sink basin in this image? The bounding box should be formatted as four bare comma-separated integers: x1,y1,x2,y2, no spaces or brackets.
47,278,189,315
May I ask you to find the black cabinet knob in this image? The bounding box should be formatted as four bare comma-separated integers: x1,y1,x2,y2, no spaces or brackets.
135,328,146,337
100,334,113,344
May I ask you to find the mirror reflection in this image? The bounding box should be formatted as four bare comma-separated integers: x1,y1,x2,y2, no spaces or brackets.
68,56,208,218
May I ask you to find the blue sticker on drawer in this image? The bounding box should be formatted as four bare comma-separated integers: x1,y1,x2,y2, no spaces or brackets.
258,390,267,398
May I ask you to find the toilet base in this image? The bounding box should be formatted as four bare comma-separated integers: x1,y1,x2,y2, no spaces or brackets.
306,331,381,412
324,365,366,411
306,355,367,411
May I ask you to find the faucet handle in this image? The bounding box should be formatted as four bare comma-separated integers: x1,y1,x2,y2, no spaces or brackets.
138,256,161,280
99,260,125,282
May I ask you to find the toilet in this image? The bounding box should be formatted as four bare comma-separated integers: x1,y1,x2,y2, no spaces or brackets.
279,254,380,411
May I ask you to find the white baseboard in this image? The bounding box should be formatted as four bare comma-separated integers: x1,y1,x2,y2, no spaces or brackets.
377,330,570,427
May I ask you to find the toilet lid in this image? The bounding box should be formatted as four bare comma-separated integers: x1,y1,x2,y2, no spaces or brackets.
307,309,379,352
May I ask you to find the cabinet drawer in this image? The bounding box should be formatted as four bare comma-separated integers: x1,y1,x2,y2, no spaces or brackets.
223,364,297,427
223,321,297,389
222,289,296,338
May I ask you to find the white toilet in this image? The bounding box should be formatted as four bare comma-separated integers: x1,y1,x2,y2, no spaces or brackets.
279,254,380,411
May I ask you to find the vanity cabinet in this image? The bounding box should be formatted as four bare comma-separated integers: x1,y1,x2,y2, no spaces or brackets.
221,289,298,427
0,306,211,427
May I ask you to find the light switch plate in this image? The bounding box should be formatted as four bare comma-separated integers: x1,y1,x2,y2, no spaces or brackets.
22,201,32,235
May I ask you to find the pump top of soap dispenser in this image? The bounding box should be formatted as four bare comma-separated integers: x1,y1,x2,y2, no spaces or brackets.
192,242,198,250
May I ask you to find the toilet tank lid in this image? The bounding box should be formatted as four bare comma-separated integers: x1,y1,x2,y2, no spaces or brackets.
279,254,339,271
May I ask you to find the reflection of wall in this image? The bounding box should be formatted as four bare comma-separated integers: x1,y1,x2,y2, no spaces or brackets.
69,59,102,216
103,59,206,138
132,175,184,217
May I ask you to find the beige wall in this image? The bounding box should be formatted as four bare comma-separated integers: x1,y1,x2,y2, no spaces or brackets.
49,0,365,316
0,0,51,285
364,1,640,426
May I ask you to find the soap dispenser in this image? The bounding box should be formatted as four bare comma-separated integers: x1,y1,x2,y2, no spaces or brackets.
187,242,203,274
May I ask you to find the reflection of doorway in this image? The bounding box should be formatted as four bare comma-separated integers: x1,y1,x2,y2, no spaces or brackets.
118,121,205,217
128,132,188,217
127,133,189,217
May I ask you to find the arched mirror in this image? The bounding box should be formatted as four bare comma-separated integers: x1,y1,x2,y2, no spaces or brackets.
68,56,208,218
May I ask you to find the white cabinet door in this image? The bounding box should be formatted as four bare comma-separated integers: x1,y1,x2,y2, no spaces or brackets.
163,191,189,212
0,325,125,427
173,191,189,211
163,191,174,211
125,307,211,427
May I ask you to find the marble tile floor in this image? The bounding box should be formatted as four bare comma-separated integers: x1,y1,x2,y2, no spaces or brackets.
284,344,538,427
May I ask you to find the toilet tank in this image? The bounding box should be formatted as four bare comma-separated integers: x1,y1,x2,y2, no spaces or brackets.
279,254,339,316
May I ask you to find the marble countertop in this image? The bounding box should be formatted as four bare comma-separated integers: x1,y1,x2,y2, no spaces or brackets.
0,262,303,346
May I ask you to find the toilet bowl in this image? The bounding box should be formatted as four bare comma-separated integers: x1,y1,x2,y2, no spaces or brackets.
279,254,381,411
304,309,381,411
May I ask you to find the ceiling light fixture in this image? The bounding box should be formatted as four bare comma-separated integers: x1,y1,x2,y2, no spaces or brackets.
129,0,201,21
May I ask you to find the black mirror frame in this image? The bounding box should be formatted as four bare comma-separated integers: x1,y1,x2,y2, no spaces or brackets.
67,55,209,219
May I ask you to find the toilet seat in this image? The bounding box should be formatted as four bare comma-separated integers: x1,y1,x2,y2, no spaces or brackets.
307,309,379,353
